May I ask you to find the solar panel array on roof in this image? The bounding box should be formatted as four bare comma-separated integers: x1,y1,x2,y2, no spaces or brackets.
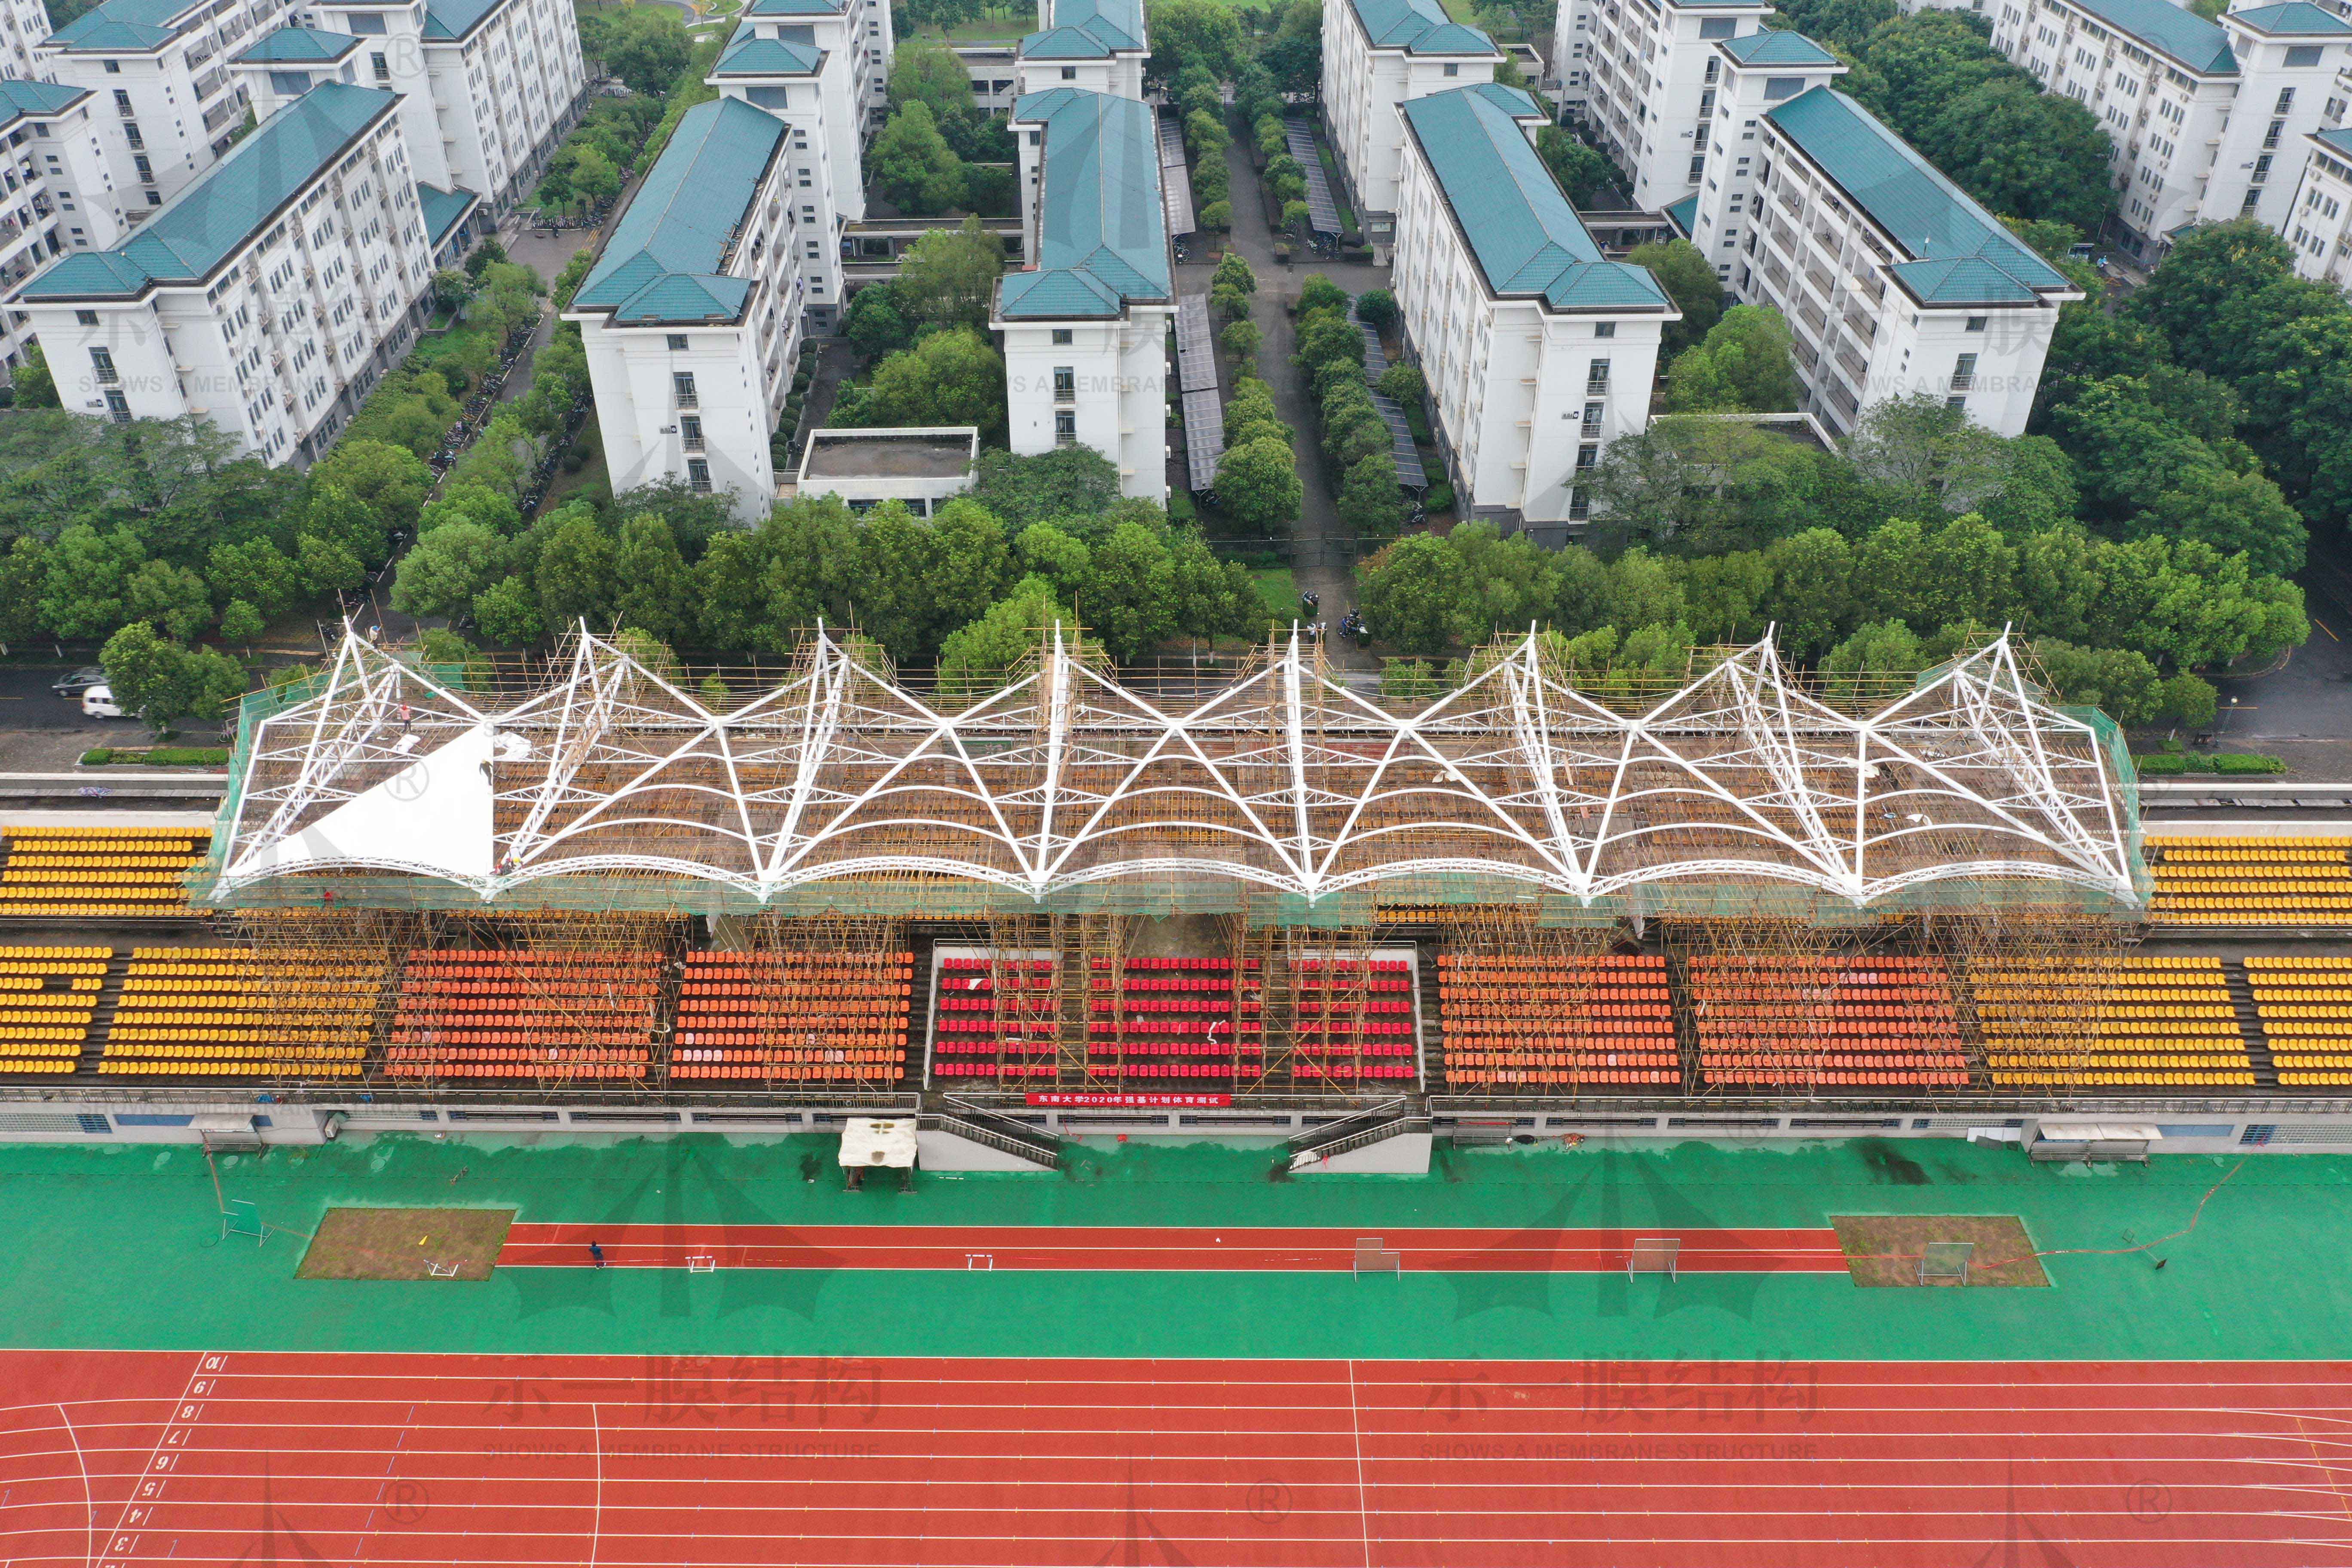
1181,389,1226,492
1372,394,1426,487
1175,294,1218,393
1284,113,1341,236
1158,111,1197,235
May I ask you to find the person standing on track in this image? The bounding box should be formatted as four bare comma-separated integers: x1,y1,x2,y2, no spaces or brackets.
588,1239,605,1268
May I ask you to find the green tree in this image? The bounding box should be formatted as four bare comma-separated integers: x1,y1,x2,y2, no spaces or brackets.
1147,0,1244,81
1358,535,1469,654
894,216,1005,328
1335,452,1406,536
1921,78,2114,233
1659,305,1801,413
12,343,57,408
535,514,619,630
1626,239,1721,355
870,101,965,216
303,481,389,566
1821,618,1926,701
889,33,976,119
1297,274,1350,317
2031,638,2164,725
124,560,210,643
842,284,915,361
391,521,510,621
2127,465,2307,579
1082,522,1179,661
601,5,692,95
613,514,696,645
937,576,1073,700
857,327,1006,435
972,445,1123,526
217,600,266,647
1222,318,1262,363
472,574,544,646
206,539,298,618
1213,437,1303,533
1377,363,1425,405
1214,253,1257,297
1295,315,1364,374
295,534,365,597
927,497,1014,638
1534,127,1614,206
309,441,434,537
1761,527,1856,658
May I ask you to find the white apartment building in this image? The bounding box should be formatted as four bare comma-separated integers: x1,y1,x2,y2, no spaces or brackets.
0,78,133,375
564,95,801,519
1321,0,1501,260
1015,0,1145,100
1682,75,2082,437
36,0,306,212
993,88,1170,502
1572,0,1775,211
1392,83,1678,536
721,0,894,220
8,82,439,462
0,0,50,76
1934,0,2352,258
2285,124,2352,280
259,0,586,218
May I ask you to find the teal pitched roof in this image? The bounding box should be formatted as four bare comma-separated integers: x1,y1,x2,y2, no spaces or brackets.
572,96,785,325
1398,85,1672,312
1348,0,1498,55
15,83,396,300
1721,29,1841,66
1763,89,2075,305
1019,0,1144,58
2317,127,2352,156
43,0,199,52
1664,193,1699,236
713,19,824,73
0,78,86,122
2069,0,2236,72
997,89,1169,320
234,25,362,61
2229,1,2352,34
416,182,479,246
423,0,507,40
745,0,842,14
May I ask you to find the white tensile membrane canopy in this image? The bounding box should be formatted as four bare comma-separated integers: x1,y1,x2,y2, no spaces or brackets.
210,624,2141,909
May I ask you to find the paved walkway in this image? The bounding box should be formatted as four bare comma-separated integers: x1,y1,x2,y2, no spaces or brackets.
1194,132,1390,669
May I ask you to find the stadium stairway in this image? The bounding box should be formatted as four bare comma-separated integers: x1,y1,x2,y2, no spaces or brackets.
1413,944,1445,1084
2224,959,2281,1089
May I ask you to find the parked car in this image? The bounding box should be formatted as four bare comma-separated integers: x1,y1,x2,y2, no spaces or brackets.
81,684,131,719
51,666,106,697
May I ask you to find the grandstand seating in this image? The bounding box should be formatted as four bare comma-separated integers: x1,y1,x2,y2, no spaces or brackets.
0,826,208,920
671,949,913,1083
1690,955,1969,1090
101,946,383,1078
0,945,108,1074
2246,956,2352,1087
2146,835,2352,925
1288,956,1418,1085
384,950,661,1080
1972,955,2253,1088
931,956,1062,1081
1436,951,1679,1090
1082,955,1258,1085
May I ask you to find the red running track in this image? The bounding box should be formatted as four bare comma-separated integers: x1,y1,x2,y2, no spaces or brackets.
496,1224,1850,1273
5,1350,2352,1567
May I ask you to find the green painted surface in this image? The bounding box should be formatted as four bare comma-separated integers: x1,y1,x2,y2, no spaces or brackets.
4,1134,2349,1361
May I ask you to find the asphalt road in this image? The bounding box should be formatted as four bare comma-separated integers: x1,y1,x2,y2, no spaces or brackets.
2208,546,2352,746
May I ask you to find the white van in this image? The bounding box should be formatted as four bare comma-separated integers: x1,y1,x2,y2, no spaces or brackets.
80,684,128,719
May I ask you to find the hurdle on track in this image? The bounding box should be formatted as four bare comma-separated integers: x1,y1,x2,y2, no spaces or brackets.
1627,1237,1680,1280
1353,1237,1401,1276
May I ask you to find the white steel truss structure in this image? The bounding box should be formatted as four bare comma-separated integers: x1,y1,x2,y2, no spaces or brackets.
205,625,2143,913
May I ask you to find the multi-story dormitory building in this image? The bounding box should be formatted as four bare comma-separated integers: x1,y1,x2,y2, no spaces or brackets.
564,0,892,516
8,83,445,462
1391,83,1678,536
992,87,1171,502
1906,0,2352,260
0,80,132,376
1322,0,1504,262
1561,0,1776,211
1015,0,1146,100
2285,125,2352,281
1676,36,2081,437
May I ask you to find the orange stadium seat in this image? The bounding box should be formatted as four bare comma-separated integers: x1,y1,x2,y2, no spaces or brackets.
0,826,209,920
2247,955,2352,1088
671,949,913,1085
2145,835,2352,926
1437,951,1681,1091
101,946,383,1078
1690,954,1969,1091
384,950,662,1082
0,945,110,1075
1972,954,2253,1089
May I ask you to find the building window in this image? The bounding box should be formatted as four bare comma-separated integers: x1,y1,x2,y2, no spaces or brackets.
1965,315,1986,333
1053,365,1075,402
1594,322,1614,338
75,309,97,325
1052,328,1072,344
113,90,131,115
1060,66,1075,79
1054,409,1076,444
1575,443,1598,471
1945,395,1967,411
1582,401,1604,431
687,457,712,492
89,346,117,383
667,333,689,350
1585,358,1610,392
1687,155,1706,181
673,371,697,406
1951,352,1977,391
1442,63,1459,77
372,52,391,80
104,389,130,422
681,415,703,450
1568,487,1589,521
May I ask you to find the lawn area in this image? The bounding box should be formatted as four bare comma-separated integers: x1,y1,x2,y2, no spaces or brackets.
916,14,1026,41
1252,565,1299,619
